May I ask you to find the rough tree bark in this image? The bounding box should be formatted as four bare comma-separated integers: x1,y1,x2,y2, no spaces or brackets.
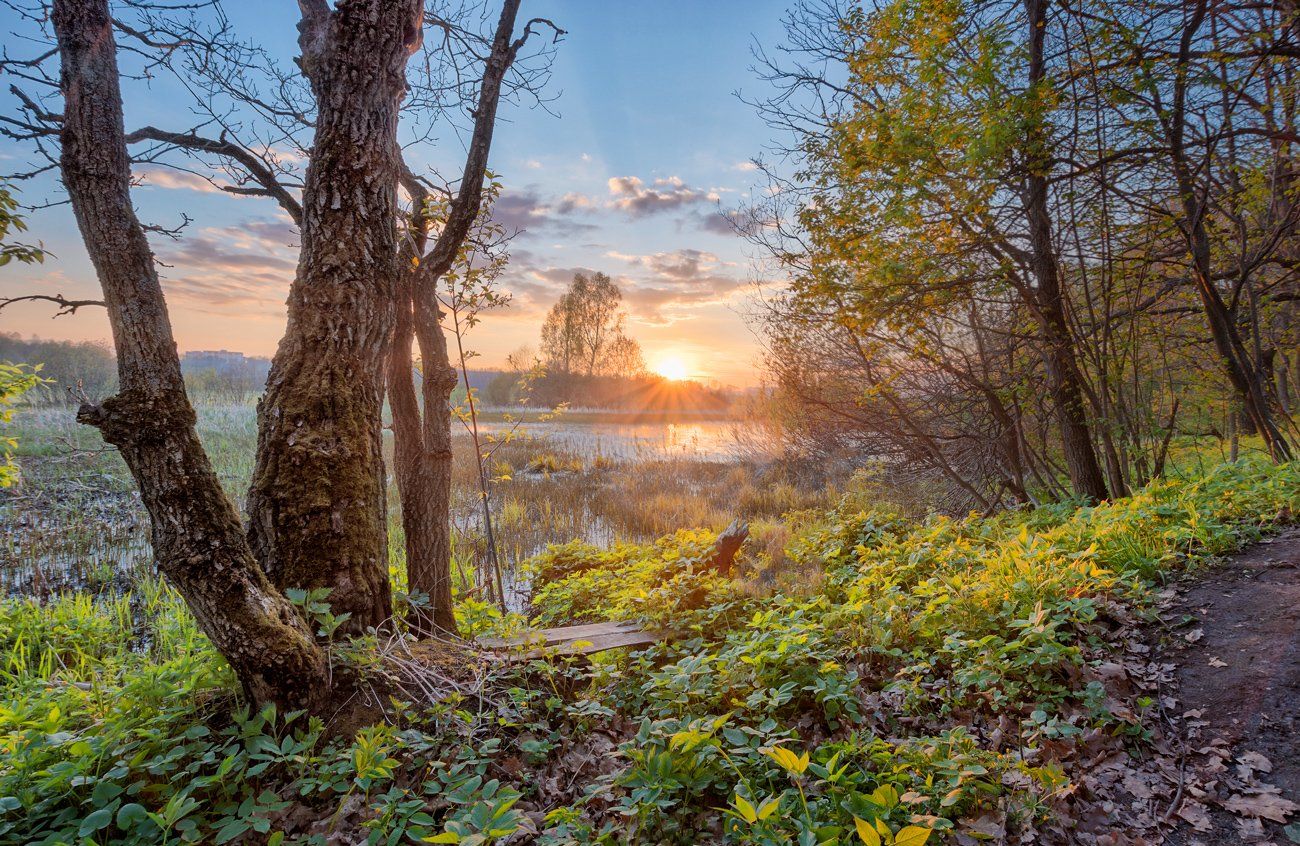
1022,0,1111,503
51,0,328,709
388,0,538,635
247,0,425,633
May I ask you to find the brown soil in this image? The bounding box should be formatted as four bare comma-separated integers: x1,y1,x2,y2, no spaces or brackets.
1161,528,1300,844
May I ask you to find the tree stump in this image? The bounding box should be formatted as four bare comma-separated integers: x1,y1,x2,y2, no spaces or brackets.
708,519,749,574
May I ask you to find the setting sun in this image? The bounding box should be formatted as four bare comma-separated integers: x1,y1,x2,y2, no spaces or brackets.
652,355,691,381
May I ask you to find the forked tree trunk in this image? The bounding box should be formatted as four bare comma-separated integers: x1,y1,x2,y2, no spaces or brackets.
388,192,459,635
51,0,327,709
1023,0,1110,504
247,0,425,633
388,0,528,635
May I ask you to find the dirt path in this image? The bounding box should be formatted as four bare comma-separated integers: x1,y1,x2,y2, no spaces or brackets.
1159,528,1300,844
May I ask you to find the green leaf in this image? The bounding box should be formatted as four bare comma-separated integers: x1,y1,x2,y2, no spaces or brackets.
423,833,461,844
79,807,114,837
116,803,149,829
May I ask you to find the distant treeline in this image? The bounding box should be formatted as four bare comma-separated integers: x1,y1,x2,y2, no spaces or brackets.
483,370,733,413
0,335,277,404
0,333,116,403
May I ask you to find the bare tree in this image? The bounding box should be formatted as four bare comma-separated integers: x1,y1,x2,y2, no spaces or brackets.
386,2,562,634
3,0,561,641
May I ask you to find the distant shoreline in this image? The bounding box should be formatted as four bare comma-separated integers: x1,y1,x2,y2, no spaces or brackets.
474,407,741,425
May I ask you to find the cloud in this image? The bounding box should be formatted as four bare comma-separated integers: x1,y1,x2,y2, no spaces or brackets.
490,188,599,239
134,167,229,194
156,218,299,312
489,180,732,241
606,175,720,217
733,161,759,172
694,210,737,236
596,248,748,322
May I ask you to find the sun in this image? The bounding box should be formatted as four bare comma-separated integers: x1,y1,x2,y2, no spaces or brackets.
652,354,691,381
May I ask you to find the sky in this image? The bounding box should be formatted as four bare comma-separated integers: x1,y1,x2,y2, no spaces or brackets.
0,0,795,387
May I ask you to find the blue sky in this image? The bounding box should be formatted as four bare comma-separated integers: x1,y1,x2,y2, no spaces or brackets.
1,0,794,386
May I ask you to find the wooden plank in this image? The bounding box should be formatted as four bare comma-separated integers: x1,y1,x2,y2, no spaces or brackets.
476,620,669,658
543,629,664,657
475,620,641,650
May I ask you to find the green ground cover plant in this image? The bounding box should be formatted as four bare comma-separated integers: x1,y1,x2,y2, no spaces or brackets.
1,457,1296,844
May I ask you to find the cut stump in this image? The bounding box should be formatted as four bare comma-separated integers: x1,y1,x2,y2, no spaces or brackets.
476,620,670,659
709,518,750,573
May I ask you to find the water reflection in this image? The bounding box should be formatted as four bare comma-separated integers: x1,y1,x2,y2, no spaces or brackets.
475,418,745,462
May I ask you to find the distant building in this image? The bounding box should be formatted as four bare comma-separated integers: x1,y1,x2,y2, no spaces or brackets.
181,350,271,387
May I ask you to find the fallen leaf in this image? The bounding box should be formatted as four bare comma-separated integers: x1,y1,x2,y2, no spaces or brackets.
1222,791,1300,823
1208,657,1228,668
1178,801,1214,831
1238,751,1273,774
1235,815,1266,841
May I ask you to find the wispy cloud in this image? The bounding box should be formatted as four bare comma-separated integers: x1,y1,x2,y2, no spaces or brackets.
606,175,721,217
134,167,229,194
156,218,298,312
491,188,599,239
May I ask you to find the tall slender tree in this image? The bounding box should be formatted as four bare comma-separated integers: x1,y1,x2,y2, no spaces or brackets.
387,2,563,634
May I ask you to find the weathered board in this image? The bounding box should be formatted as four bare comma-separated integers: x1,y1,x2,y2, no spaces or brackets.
476,620,669,658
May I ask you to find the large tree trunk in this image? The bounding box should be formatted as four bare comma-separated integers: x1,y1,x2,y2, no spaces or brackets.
1022,0,1110,504
388,0,527,635
247,0,424,633
52,0,327,710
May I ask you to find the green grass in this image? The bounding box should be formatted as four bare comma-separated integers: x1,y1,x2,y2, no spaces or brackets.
2,451,1294,844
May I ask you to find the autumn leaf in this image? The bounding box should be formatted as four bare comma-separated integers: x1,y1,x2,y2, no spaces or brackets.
853,817,882,846
1222,791,1300,823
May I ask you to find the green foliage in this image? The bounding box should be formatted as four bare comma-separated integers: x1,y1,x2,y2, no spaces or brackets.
528,530,741,627
0,361,43,486
3,458,1296,842
0,184,44,268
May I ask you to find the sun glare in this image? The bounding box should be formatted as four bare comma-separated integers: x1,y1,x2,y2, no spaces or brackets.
652,355,691,381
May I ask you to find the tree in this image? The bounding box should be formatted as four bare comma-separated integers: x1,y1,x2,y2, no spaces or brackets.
750,0,1111,503
44,0,349,709
386,4,562,635
1020,0,1110,501
539,272,642,377
4,0,561,652
1073,0,1297,462
241,0,427,633
741,0,1298,509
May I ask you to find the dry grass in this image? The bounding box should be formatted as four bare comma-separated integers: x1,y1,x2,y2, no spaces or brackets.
4,403,843,606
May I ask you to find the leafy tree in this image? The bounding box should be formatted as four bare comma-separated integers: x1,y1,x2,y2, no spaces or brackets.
0,362,42,487
540,272,643,377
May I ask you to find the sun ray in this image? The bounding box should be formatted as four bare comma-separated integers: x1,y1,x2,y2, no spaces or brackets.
652,354,690,381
